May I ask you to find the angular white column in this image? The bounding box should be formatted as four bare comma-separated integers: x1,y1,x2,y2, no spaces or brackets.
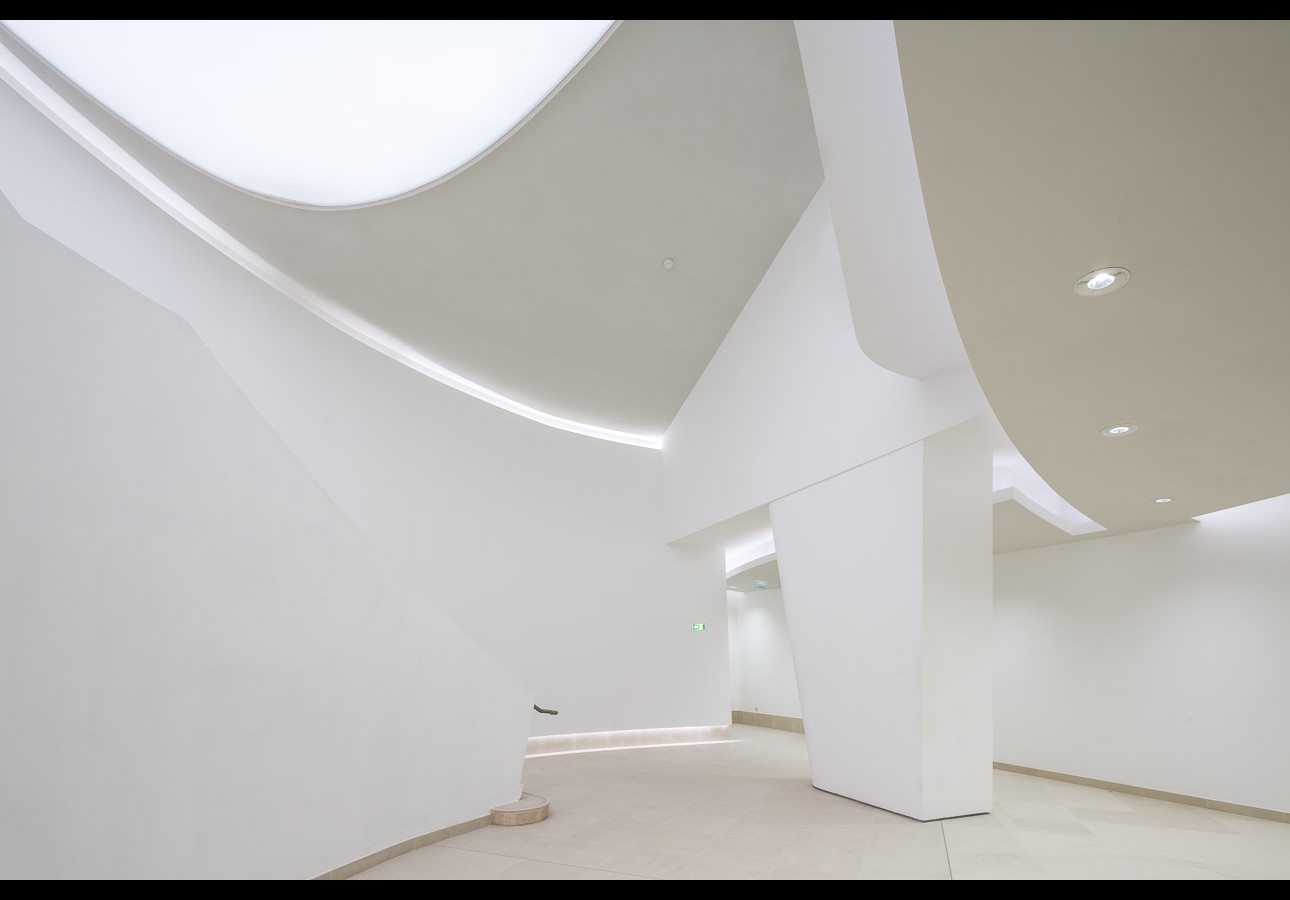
769,416,993,821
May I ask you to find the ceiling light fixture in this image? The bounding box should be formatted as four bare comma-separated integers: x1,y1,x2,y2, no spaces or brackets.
0,22,665,451
1100,423,1138,437
1,19,617,208
1074,267,1131,297
1154,497,1173,504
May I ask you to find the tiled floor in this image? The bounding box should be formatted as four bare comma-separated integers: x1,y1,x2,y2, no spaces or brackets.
350,724,1290,880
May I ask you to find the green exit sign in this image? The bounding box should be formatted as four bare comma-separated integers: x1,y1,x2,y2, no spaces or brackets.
691,623,706,631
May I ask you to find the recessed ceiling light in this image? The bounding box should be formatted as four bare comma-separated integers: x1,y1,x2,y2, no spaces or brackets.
663,258,675,270
1153,497,1173,504
1100,423,1138,437
1074,267,1131,297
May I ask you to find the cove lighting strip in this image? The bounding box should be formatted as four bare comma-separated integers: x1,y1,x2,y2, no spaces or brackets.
0,37,664,450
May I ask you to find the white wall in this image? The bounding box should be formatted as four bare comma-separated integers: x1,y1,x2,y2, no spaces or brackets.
995,493,1290,815
0,194,532,879
920,416,994,815
728,588,801,718
0,83,731,743
770,415,993,822
663,186,987,543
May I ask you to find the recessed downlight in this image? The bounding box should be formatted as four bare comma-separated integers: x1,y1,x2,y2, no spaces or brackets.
1100,423,1138,437
1153,497,1173,504
1074,267,1131,297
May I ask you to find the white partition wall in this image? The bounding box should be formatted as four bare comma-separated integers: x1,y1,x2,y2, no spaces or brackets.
770,417,993,821
921,417,995,811
659,71,991,822
0,67,734,879
728,588,802,719
996,494,1290,815
663,187,987,545
0,83,731,743
0,194,532,879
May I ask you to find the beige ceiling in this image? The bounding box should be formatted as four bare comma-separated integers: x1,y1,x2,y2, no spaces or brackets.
895,19,1290,542
0,20,822,438
5,20,1287,557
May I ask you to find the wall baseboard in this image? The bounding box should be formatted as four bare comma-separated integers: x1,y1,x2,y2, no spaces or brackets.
314,733,1287,879
729,719,1289,824
312,815,492,880
731,710,805,733
993,761,1290,824
317,724,735,879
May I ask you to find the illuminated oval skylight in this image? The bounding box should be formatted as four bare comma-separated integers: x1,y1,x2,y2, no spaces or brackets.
2,19,615,208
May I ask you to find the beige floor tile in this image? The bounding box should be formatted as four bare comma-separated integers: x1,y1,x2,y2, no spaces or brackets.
703,832,796,864
721,819,804,842
632,827,718,854
659,809,740,835
527,836,627,869
673,854,777,880
765,865,857,880
491,858,650,880
563,820,651,847
599,847,693,879
997,809,1097,837
1040,780,1137,810
774,840,867,877
858,856,952,880
1075,804,1236,833
1034,853,1229,880
436,823,559,856
348,725,1290,881
947,852,1046,880
941,814,1029,855
865,821,951,858
346,846,518,880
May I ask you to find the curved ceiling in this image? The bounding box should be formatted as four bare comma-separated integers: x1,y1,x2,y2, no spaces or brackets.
5,19,1287,556
795,20,971,380
0,20,823,439
894,19,1290,539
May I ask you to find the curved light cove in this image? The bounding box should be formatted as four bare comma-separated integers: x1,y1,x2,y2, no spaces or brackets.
2,19,616,208
725,536,776,577
0,38,661,450
993,448,1104,537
